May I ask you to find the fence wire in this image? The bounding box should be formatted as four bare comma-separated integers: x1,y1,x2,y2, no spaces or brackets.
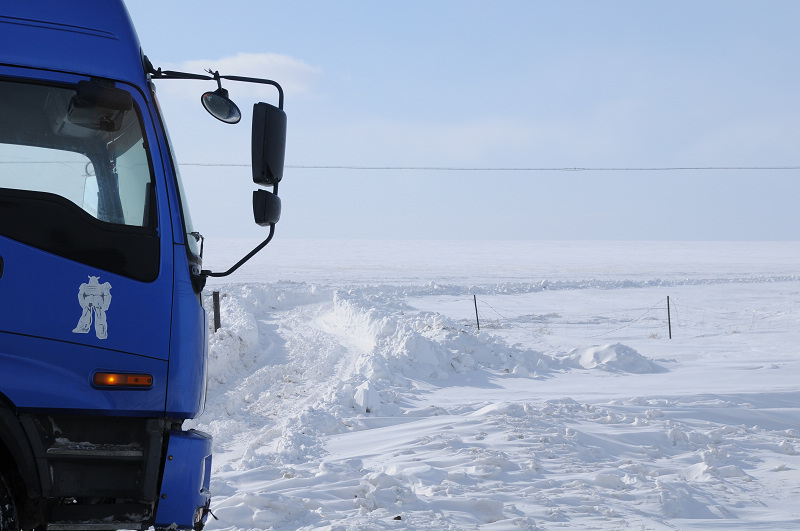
464,294,799,342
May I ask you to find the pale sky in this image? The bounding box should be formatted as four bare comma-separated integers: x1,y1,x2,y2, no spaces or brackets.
126,1,800,241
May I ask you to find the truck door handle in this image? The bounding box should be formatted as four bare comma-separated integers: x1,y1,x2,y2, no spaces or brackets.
0,256,3,279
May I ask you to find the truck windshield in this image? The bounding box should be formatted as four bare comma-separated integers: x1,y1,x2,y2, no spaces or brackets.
0,78,160,281
0,79,154,227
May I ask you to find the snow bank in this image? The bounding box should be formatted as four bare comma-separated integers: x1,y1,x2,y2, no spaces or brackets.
188,242,800,529
558,343,667,373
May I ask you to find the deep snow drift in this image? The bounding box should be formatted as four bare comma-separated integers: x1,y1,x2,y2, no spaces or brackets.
188,240,800,530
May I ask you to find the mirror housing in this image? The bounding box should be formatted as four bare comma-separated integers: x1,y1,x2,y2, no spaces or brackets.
252,102,286,186
253,189,281,226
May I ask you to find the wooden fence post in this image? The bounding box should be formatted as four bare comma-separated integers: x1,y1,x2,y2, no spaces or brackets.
473,295,480,331
213,291,221,332
667,296,672,339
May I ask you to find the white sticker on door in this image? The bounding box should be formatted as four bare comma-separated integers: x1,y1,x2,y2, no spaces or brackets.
72,276,112,340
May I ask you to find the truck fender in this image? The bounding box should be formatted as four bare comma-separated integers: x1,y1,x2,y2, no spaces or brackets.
0,406,41,499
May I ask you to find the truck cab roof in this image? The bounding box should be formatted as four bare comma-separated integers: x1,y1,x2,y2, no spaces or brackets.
0,0,146,87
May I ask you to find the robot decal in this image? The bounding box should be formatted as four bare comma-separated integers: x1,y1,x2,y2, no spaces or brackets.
72,276,112,340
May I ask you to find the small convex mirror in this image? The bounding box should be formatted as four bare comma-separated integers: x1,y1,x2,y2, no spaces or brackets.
201,88,241,124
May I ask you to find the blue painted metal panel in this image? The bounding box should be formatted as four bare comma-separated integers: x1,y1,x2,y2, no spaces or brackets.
0,330,168,415
165,245,208,418
0,234,173,361
0,0,146,90
155,429,212,530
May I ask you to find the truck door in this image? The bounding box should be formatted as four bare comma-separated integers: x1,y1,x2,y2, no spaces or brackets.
0,76,173,414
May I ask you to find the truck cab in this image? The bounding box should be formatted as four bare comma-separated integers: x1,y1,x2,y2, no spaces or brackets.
0,2,285,529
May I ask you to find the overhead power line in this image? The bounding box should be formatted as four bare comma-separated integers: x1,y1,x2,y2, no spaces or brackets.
179,163,800,172
4,161,797,172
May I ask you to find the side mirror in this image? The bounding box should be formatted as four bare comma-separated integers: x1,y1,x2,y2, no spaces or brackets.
252,102,287,186
253,189,281,226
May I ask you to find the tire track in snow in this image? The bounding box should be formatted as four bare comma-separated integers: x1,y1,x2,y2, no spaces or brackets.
191,282,800,530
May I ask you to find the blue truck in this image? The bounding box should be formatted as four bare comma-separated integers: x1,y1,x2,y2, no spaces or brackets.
0,1,286,529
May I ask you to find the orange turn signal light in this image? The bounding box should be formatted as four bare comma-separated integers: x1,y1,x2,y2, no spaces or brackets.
93,372,153,388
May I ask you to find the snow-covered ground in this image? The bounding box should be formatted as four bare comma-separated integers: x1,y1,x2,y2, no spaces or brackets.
190,240,800,530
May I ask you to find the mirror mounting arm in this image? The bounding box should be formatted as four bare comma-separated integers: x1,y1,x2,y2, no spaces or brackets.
200,224,275,279
146,61,284,110
218,75,284,110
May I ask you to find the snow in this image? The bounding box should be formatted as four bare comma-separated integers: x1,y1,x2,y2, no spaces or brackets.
188,240,800,530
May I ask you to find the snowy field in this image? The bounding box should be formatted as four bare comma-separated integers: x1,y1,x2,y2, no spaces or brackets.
189,240,800,530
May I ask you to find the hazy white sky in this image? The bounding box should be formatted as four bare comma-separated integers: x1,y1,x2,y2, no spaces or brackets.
126,1,800,240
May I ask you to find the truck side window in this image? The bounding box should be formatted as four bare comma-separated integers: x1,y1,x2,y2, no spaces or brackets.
0,79,160,281
151,90,200,258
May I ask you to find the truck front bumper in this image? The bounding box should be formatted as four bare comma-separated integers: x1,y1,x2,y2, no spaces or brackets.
154,429,213,530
